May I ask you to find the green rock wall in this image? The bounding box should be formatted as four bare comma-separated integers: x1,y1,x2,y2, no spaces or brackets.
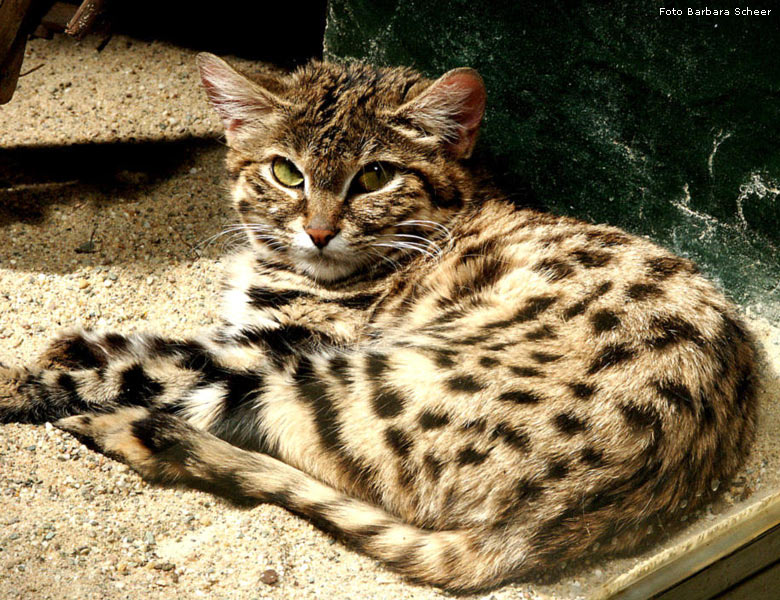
324,1,780,318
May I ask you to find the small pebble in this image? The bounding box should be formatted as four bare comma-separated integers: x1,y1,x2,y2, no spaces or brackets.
260,569,279,586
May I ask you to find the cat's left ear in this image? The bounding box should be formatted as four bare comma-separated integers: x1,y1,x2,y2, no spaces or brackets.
396,68,486,159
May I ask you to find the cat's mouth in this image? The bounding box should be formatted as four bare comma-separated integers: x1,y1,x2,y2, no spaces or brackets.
293,250,366,282
285,232,366,281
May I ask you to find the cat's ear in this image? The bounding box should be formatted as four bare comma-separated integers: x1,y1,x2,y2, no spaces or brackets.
397,68,486,159
196,53,283,140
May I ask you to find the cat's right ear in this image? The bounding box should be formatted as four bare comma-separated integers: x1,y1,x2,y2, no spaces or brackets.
196,53,283,141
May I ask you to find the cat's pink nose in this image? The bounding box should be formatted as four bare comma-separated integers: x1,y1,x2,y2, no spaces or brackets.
305,228,338,249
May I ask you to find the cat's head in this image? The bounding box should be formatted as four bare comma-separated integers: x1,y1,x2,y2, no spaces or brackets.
197,54,486,282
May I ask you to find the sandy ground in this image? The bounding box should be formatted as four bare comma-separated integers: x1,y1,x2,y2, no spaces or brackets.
0,34,778,600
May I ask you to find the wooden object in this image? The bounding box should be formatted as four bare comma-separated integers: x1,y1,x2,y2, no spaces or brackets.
65,0,105,40
40,2,78,33
592,490,780,599
0,0,35,104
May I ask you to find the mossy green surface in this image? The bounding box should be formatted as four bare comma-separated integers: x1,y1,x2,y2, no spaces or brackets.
325,1,780,317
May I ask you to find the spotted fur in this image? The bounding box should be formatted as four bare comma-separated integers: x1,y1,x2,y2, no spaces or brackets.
0,55,757,592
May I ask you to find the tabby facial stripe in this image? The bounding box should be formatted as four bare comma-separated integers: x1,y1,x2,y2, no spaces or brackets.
407,168,461,207
236,199,253,214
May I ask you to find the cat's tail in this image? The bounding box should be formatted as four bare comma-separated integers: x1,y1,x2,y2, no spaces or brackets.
57,407,528,592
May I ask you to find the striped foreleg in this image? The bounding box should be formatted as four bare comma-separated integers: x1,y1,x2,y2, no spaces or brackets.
56,407,529,592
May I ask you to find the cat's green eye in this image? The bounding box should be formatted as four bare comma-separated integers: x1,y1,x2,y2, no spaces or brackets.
272,157,304,188
354,163,394,193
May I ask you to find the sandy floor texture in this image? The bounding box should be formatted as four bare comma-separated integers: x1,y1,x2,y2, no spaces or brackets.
1,34,778,600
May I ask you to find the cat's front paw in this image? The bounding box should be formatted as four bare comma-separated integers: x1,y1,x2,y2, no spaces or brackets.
55,408,195,483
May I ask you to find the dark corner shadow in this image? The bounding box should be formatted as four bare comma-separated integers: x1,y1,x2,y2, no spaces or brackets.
107,1,328,68
0,135,224,226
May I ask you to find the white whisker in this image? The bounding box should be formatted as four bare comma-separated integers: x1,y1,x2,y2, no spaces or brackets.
373,242,436,260
397,219,453,240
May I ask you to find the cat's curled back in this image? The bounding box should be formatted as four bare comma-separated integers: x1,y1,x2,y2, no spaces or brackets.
0,54,757,591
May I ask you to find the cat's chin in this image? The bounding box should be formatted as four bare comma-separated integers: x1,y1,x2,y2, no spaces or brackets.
293,254,362,282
